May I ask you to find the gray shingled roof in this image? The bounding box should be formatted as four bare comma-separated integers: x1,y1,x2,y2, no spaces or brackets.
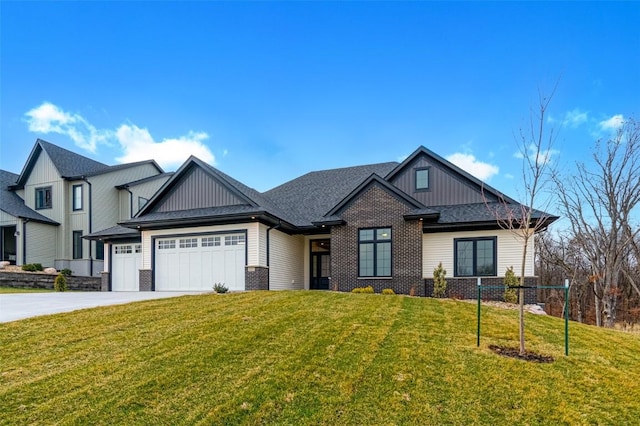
0,170,59,225
84,225,140,240
125,205,266,226
265,162,399,226
425,203,558,227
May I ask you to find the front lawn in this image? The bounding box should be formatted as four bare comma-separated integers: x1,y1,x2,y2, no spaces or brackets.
1,291,639,424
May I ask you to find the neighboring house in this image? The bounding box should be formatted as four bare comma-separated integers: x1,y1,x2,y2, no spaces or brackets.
90,146,558,298
1,139,171,276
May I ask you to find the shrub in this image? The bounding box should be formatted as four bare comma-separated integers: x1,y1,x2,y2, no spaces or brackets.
351,286,374,294
433,262,447,298
54,273,67,292
60,268,73,277
22,263,44,272
504,266,518,303
213,283,229,294
381,288,395,295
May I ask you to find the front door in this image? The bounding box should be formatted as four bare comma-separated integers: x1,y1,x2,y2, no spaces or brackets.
310,239,331,290
1,226,17,264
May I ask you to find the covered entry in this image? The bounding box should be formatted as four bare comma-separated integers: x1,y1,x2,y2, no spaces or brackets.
1,226,17,264
310,239,331,290
154,232,246,291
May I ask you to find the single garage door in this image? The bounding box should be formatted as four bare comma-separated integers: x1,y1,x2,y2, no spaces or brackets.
155,233,246,291
111,243,142,291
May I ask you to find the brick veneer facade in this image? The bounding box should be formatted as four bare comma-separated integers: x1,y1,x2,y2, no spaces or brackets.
245,266,269,290
139,269,152,291
424,276,539,304
330,183,424,296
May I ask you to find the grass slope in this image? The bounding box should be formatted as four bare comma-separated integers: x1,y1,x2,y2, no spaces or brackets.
1,291,639,425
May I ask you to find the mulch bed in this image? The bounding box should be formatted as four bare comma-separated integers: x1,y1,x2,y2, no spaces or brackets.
489,344,555,363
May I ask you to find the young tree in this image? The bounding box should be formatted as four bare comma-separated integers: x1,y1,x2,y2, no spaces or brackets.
485,86,559,354
554,118,640,327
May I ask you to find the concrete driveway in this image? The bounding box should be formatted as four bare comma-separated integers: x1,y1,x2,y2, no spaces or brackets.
0,291,208,323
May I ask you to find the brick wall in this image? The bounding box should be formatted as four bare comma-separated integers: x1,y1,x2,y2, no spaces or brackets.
330,183,424,296
246,266,269,290
0,272,101,291
424,276,539,304
139,269,152,291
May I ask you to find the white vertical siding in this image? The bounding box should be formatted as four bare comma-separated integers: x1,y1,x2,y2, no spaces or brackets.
25,221,57,267
0,211,18,226
268,230,305,290
423,229,535,278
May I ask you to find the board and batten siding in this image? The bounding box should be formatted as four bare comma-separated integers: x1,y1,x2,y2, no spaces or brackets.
25,221,57,267
389,155,499,206
268,229,305,290
154,167,245,213
141,222,262,270
422,229,535,278
0,211,18,226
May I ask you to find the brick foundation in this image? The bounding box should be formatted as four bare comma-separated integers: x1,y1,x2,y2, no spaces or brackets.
424,276,539,304
245,266,269,290
139,269,152,291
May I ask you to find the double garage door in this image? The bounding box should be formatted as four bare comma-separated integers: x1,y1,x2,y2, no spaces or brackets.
154,233,246,291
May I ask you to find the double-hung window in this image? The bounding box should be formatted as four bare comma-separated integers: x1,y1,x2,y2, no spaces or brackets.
35,186,52,210
454,237,496,276
358,227,392,277
72,184,83,211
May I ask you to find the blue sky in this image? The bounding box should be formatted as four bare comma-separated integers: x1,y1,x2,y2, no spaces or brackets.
1,1,638,203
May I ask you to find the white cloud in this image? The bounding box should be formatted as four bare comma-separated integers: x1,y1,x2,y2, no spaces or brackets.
560,109,588,128
446,152,499,181
115,124,214,169
24,102,214,169
599,114,624,131
25,102,111,152
513,144,558,166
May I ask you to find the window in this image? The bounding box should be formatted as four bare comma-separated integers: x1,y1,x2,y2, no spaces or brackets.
358,227,392,277
179,238,198,248
202,236,221,247
454,237,496,277
138,196,149,211
225,234,245,246
135,244,142,253
158,239,176,250
73,231,83,259
415,168,430,190
115,245,132,254
72,184,83,211
95,241,104,260
35,186,52,210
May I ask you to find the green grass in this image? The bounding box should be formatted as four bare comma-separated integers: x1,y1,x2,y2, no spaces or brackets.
1,291,639,425
0,286,52,293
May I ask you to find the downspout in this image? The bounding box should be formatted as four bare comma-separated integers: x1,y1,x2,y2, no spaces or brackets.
265,220,282,290
123,186,134,218
22,219,29,265
81,177,93,276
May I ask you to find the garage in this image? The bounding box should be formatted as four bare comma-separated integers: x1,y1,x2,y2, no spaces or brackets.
111,243,142,291
154,233,246,291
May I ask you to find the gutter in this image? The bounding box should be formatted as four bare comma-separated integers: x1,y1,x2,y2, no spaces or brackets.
122,185,134,218
22,219,29,265
81,177,93,276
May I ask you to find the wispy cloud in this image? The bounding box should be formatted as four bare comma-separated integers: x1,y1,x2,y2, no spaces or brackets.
25,102,111,153
598,114,624,131
446,152,499,181
24,102,214,169
548,108,588,128
513,144,558,166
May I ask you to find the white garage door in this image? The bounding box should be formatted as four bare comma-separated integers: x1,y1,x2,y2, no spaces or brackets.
155,233,246,291
112,243,142,291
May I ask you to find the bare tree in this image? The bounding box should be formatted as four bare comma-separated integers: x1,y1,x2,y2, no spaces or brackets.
554,118,640,327
485,86,559,354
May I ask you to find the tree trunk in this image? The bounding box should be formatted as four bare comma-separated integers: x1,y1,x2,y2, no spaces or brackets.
519,287,525,355
594,284,602,327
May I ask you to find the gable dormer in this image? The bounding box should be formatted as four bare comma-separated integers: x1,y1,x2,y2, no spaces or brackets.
386,146,510,207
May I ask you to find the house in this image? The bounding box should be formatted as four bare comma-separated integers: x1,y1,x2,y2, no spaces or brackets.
89,146,557,298
0,139,171,276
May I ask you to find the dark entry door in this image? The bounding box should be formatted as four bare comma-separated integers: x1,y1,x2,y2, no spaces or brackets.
310,239,331,290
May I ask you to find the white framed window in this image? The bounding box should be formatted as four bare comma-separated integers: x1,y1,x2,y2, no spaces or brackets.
158,239,176,250
115,245,133,254
202,236,221,247
135,244,142,253
179,238,198,248
225,234,245,246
